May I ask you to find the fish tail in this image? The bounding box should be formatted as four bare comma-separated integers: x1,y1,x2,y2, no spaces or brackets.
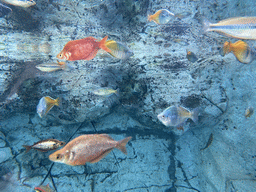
114,88,120,97
148,14,153,21
23,145,32,153
99,36,111,53
116,136,132,155
191,108,200,124
202,18,212,33
55,98,60,106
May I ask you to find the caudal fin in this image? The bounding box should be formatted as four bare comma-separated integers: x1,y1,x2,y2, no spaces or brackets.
202,18,212,33
191,108,200,124
99,36,111,53
116,136,132,155
54,97,60,106
23,145,32,153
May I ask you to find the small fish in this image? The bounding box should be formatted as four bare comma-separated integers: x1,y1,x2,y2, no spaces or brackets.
106,40,134,60
49,134,132,166
148,9,175,25
34,184,55,192
92,87,118,96
2,0,36,7
186,50,198,63
223,40,255,64
245,107,254,118
37,96,59,118
200,133,213,151
173,38,189,46
23,139,65,153
174,12,191,19
157,106,199,127
203,17,256,39
0,3,12,17
36,61,67,72
57,36,111,61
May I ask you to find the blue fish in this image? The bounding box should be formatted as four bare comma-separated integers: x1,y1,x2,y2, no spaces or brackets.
0,3,12,17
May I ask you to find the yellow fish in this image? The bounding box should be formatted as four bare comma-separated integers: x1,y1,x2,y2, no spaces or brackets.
36,96,59,118
106,40,134,60
223,40,255,64
203,17,256,39
148,9,175,25
245,107,254,118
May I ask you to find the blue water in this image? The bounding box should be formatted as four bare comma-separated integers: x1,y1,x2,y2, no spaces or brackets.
0,0,256,192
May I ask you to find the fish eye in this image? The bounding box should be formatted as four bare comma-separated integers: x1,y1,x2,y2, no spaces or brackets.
56,154,62,159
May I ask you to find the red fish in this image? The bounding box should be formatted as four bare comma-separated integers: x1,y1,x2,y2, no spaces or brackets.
57,36,111,61
49,134,132,166
34,184,54,192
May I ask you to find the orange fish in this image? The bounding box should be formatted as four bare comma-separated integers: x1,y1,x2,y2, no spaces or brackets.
49,134,132,166
223,40,255,64
148,9,175,25
57,36,111,61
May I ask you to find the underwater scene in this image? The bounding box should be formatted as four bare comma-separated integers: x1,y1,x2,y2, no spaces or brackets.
0,0,256,191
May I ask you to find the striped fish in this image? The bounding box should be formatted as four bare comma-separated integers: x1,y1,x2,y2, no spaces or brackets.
36,61,67,72
203,17,256,40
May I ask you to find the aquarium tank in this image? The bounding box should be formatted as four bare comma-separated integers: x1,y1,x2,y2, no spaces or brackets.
0,0,256,191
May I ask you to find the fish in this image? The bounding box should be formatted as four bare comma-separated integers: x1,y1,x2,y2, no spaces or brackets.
173,38,189,46
148,9,175,25
203,17,256,39
34,184,55,192
186,50,198,63
1,0,36,7
245,106,254,118
92,87,118,96
57,36,111,61
200,133,213,151
37,96,59,118
174,12,192,20
106,40,134,60
223,40,255,64
49,134,132,166
23,139,65,153
157,105,199,127
36,61,67,72
0,3,12,17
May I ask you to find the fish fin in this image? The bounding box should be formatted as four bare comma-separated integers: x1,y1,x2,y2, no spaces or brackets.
116,136,132,155
90,149,112,163
54,97,60,106
99,36,111,53
114,88,120,97
148,14,153,22
223,41,231,55
23,145,32,153
202,18,212,33
191,108,200,124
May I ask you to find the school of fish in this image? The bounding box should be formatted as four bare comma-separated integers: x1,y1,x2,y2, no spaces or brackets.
1,1,256,191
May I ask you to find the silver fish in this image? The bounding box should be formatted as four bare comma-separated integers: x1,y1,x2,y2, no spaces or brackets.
36,61,67,72
157,105,199,127
1,0,36,7
23,139,65,153
148,9,175,25
37,96,59,118
203,17,256,39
